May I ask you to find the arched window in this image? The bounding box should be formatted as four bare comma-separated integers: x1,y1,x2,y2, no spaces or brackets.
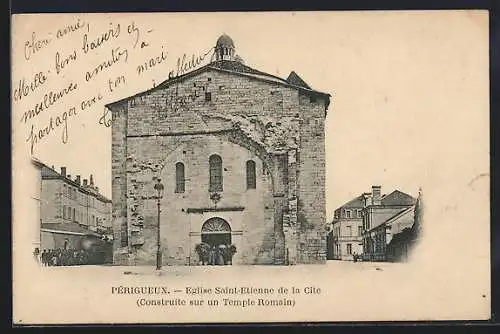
175,162,185,193
209,154,223,192
246,160,256,189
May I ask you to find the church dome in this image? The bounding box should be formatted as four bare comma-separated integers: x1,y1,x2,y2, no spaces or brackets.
214,34,236,61
216,34,235,48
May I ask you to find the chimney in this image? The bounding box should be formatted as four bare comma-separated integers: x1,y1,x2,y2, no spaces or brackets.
51,165,55,170
372,185,382,205
76,175,81,185
83,179,88,187
362,193,372,207
95,186,99,193
90,174,94,186
60,167,66,177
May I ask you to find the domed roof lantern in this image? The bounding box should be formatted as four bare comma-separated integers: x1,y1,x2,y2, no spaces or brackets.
215,33,236,61
216,34,235,48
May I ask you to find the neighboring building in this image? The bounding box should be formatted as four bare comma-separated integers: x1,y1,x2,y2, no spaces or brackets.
39,163,112,250
386,189,423,262
327,185,419,262
31,158,44,260
361,186,417,262
106,34,331,266
365,205,414,261
327,195,365,260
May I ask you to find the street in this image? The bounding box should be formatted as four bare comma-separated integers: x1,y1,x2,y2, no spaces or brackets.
14,259,490,324
36,259,403,278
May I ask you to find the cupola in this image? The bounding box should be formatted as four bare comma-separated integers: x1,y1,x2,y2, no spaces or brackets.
215,34,236,61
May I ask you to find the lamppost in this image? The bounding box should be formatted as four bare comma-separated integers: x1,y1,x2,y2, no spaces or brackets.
154,178,164,271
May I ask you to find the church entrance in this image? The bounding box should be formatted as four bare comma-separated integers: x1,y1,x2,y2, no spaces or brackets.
201,233,231,247
201,217,233,265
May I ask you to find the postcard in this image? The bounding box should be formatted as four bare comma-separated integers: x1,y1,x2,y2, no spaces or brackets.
11,11,490,324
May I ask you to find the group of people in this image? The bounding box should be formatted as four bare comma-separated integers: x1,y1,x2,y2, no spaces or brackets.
196,243,237,265
353,252,360,262
206,244,237,265
38,248,109,266
207,245,227,265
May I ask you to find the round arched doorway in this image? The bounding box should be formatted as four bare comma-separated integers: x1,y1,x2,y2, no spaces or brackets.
201,217,231,247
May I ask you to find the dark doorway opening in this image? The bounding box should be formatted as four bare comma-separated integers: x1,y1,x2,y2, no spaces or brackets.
201,217,233,265
202,233,231,247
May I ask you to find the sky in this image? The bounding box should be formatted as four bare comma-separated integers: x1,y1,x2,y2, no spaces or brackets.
12,11,489,220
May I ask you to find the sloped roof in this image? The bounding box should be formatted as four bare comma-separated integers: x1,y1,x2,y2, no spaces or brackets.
381,190,416,206
106,60,330,109
41,165,61,178
367,206,414,233
383,205,414,226
338,195,365,209
38,164,112,203
31,157,45,169
286,71,312,89
41,223,100,236
185,60,291,86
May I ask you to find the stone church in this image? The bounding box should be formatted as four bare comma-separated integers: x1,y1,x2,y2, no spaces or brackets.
106,34,331,265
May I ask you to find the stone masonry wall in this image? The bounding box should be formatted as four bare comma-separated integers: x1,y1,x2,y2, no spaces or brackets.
125,134,274,265
110,66,328,265
297,93,327,263
111,103,129,264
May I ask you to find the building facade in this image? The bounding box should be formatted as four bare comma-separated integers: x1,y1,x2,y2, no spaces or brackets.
31,158,44,260
39,163,112,250
361,186,416,261
385,189,423,262
328,196,365,260
107,34,331,266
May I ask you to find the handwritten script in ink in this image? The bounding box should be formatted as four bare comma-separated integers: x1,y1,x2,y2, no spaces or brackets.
13,16,213,155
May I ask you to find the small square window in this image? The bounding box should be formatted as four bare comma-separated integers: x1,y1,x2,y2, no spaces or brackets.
205,92,212,101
